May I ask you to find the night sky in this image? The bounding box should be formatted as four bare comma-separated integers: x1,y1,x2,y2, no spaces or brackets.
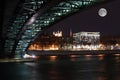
2,0,120,37
46,0,120,36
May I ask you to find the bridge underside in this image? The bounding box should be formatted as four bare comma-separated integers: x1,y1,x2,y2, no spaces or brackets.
4,0,111,58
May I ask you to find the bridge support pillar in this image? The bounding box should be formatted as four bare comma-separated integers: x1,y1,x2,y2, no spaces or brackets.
14,51,25,59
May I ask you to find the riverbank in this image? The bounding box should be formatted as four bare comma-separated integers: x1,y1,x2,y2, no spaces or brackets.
0,58,35,63
1,50,120,62
28,50,120,56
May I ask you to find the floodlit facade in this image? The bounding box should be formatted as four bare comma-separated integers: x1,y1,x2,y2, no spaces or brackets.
73,32,100,50
53,31,62,37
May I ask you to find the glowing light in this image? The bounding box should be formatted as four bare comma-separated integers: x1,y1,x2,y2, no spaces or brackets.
50,56,57,62
53,31,62,37
114,54,120,56
26,14,38,25
31,55,36,58
98,8,107,17
23,54,31,58
28,44,59,51
70,55,76,58
76,45,80,49
70,55,76,61
98,54,104,61
98,54,104,57
115,44,119,46
85,54,92,60
49,45,59,50
26,17,35,25
99,44,106,50
114,55,120,62
73,32,100,50
23,54,36,58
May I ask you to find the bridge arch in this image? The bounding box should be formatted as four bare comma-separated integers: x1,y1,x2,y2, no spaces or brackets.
4,0,111,58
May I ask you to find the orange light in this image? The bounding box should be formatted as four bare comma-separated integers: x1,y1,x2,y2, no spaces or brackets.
98,54,104,57
50,56,57,62
85,54,92,60
114,54,120,56
98,54,104,61
70,55,76,58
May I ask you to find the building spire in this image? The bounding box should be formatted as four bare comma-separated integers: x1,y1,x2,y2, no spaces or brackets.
70,28,72,37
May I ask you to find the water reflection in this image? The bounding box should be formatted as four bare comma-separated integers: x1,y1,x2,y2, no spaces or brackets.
115,56,120,63
70,55,76,62
113,53,120,62
0,54,120,80
49,56,57,62
85,54,92,60
98,54,105,61
114,54,120,56
97,76,107,80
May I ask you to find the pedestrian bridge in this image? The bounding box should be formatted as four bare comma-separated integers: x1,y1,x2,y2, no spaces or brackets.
3,0,114,58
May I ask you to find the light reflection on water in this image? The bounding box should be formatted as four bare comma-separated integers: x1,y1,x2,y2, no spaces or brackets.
98,54,105,61
85,54,92,60
49,56,57,62
0,54,120,80
70,55,76,62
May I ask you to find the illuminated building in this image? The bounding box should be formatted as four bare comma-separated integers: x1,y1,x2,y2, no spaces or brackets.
28,33,60,50
53,31,62,37
73,32,100,50
101,36,120,50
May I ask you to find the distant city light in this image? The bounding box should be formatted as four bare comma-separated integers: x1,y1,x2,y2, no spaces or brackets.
50,56,57,62
23,54,36,58
23,54,31,58
73,32,100,50
31,55,36,58
53,31,62,37
28,31,120,51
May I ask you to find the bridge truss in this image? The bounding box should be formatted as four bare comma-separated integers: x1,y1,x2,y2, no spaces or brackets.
4,0,110,57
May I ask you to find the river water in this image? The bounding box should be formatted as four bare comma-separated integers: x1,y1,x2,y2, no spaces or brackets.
0,54,120,80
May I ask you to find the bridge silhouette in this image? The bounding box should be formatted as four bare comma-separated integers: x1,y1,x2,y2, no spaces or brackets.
2,0,113,58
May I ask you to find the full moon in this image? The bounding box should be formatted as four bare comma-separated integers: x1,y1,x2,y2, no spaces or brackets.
98,8,107,17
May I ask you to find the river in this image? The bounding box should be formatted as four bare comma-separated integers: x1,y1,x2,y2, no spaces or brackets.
0,54,120,80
